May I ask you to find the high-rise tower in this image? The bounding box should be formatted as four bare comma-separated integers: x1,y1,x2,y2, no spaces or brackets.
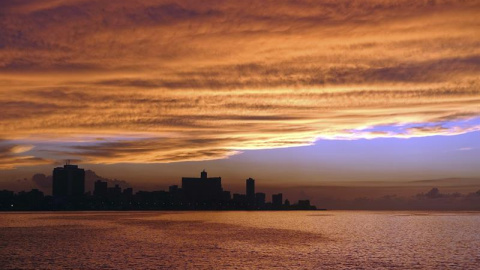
52,162,85,197
246,178,255,203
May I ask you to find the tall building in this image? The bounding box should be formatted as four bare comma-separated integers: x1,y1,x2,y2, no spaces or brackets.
246,178,255,203
52,163,85,197
182,170,223,202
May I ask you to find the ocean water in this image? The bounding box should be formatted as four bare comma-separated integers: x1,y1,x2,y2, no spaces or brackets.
0,211,479,269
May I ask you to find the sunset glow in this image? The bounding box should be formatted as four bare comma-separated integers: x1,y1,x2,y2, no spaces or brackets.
1,3,480,268
1,0,479,169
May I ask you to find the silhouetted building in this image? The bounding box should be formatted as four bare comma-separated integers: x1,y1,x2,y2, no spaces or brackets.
182,170,223,202
52,163,85,197
168,185,184,203
246,178,255,203
94,180,108,197
108,184,122,198
272,193,283,209
169,185,179,193
16,189,45,210
298,200,311,207
255,192,266,207
4,163,321,211
291,199,316,210
123,188,133,197
0,190,14,210
233,193,247,203
222,191,231,201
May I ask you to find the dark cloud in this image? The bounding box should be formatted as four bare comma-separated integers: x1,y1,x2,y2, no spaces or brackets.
84,169,130,192
83,55,480,91
1,0,478,71
60,137,241,164
31,173,51,189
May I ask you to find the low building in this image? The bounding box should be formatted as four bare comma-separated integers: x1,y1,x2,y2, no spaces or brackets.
182,170,224,202
272,193,283,209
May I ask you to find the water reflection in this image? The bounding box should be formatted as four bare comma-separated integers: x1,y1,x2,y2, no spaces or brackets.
1,211,479,269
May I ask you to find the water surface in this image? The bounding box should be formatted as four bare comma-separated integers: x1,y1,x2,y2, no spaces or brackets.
1,211,479,269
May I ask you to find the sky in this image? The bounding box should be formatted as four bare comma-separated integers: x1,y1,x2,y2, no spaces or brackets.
0,0,479,204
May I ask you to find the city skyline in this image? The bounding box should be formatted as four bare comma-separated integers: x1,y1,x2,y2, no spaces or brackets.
1,1,479,269
2,161,479,210
1,0,479,208
1,163,318,211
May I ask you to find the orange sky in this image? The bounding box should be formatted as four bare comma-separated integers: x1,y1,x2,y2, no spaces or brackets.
0,0,479,190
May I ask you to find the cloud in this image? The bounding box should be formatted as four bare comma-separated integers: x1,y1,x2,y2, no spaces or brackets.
0,169,131,194
31,173,52,189
0,0,479,168
311,187,480,210
0,143,53,169
10,145,34,154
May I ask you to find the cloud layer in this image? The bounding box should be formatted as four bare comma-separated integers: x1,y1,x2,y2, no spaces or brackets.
1,0,479,167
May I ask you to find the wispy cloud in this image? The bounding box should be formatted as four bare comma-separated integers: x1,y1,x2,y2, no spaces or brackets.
0,143,52,169
0,0,479,168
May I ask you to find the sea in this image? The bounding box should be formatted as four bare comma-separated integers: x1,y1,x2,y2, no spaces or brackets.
1,211,479,269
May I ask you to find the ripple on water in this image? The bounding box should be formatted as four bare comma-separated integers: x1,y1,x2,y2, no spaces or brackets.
0,211,479,269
